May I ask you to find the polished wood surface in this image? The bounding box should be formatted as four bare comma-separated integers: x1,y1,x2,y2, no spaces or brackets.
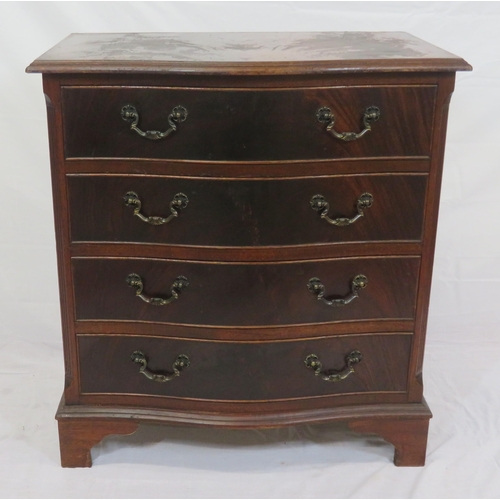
349,417,430,466
55,397,431,467
57,396,432,428
43,76,78,401
78,333,412,401
26,32,471,74
408,73,456,403
72,256,420,326
30,32,469,466
71,241,423,263
73,320,414,341
65,158,431,176
54,72,448,90
58,419,138,468
80,389,409,414
62,86,435,161
68,174,427,246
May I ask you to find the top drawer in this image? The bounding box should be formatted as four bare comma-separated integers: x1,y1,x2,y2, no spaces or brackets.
62,86,436,162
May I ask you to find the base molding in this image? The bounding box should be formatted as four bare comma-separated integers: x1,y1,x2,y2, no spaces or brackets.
56,396,432,467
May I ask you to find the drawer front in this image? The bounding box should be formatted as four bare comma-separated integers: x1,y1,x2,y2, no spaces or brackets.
62,86,435,161
72,257,419,326
78,333,411,401
68,174,427,246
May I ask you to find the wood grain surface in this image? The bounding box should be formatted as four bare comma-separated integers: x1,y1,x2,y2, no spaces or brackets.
72,256,420,326
26,32,471,74
55,397,431,467
78,333,412,401
68,174,427,246
62,85,436,161
30,31,469,466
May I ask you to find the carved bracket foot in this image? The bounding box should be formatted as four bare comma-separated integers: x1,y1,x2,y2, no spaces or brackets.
348,417,430,466
57,419,139,468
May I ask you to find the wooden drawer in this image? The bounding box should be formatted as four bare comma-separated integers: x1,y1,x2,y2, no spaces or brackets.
78,333,412,401
62,86,435,161
72,257,420,326
68,174,427,246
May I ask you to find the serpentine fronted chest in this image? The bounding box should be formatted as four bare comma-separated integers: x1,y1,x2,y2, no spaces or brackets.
27,32,471,467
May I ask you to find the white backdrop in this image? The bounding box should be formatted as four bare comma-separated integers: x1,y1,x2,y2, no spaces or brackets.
1,1,499,497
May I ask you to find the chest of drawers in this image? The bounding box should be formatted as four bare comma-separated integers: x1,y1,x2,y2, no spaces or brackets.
27,32,470,467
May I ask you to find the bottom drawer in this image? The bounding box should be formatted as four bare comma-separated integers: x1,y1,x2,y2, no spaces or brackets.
79,333,411,401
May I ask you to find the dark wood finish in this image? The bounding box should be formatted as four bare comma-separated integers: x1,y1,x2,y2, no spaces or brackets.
407,73,456,402
349,417,430,466
48,71,451,90
65,158,431,176
71,241,423,263
72,256,420,326
80,390,409,413
62,86,435,161
43,76,80,404
26,32,471,74
56,396,431,466
78,333,412,401
68,174,427,246
29,32,469,467
57,396,432,428
58,418,138,467
74,320,414,341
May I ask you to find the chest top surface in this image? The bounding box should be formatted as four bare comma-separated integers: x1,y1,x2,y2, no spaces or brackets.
26,31,471,75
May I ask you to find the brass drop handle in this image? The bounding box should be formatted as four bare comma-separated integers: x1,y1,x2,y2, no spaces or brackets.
131,351,190,382
121,104,188,140
310,193,373,226
126,273,189,306
123,191,189,225
305,350,362,382
316,106,380,142
308,274,368,307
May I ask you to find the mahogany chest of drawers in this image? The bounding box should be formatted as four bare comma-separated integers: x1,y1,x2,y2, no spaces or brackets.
27,32,471,467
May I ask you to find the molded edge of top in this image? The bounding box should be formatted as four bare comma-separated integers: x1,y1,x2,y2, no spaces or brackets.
26,32,472,75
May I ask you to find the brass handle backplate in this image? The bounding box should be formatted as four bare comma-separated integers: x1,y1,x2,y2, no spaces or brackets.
123,191,189,225
308,274,368,307
126,273,189,306
305,350,362,382
131,351,190,382
121,104,188,140
310,193,373,226
316,106,380,142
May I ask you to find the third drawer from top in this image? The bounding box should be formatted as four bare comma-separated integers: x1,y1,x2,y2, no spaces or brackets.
72,256,420,327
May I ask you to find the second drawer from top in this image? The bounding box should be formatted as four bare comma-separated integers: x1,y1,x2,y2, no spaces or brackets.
68,174,427,246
